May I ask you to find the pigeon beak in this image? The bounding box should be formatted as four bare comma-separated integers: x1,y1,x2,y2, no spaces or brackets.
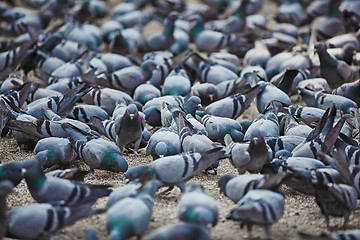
130,114,135,120
125,179,130,184
159,154,164,158
198,104,203,111
21,168,27,175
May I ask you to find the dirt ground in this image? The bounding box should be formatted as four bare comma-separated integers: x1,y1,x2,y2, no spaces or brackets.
2,0,360,239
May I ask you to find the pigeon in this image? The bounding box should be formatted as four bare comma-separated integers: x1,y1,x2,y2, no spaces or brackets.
298,87,358,114
224,133,272,174
201,114,244,143
282,115,315,138
312,180,357,229
81,87,133,115
133,83,161,105
333,79,360,107
33,137,77,168
113,104,145,152
139,12,178,52
227,189,285,236
0,161,24,187
178,183,218,227
291,107,346,159
315,42,359,89
89,60,158,94
162,68,191,96
177,113,217,153
23,158,112,204
62,123,128,173
190,15,237,53
6,201,105,239
107,180,162,209
204,0,248,33
201,83,265,119
23,83,91,119
45,168,89,182
276,0,307,26
146,127,181,160
243,111,280,141
106,194,153,239
255,81,291,113
299,229,360,240
68,104,109,126
146,222,210,240
125,147,227,192
265,135,306,153
311,0,343,41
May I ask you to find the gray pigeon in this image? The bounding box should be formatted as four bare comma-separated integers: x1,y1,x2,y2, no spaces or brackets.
201,114,244,143
113,104,145,152
146,222,210,240
225,134,272,174
125,147,227,192
33,137,77,168
291,107,346,159
87,60,158,94
82,87,133,115
6,201,105,239
133,83,161,105
299,229,360,240
23,84,90,119
243,111,280,141
312,181,357,229
218,173,265,204
333,79,360,107
162,68,191,96
218,172,288,204
298,87,358,114
178,183,218,227
201,84,266,119
23,158,112,204
227,189,285,236
68,104,109,126
106,194,153,239
315,42,359,89
177,113,217,153
255,81,291,113
106,180,163,209
146,127,181,160
62,123,128,172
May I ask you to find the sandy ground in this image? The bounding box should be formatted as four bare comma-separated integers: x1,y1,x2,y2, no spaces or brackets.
2,0,360,240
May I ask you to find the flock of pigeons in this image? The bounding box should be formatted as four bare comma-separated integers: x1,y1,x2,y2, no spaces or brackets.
0,0,360,239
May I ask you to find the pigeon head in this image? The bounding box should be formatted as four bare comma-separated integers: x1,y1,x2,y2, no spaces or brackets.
155,142,167,158
34,150,52,169
274,149,292,160
0,161,24,187
184,96,202,116
229,129,244,142
125,166,154,182
141,60,158,76
23,158,46,189
125,104,138,120
218,173,236,194
103,152,128,173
